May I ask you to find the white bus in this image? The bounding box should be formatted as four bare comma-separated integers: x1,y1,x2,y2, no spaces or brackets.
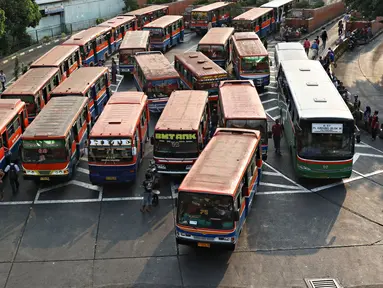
274,42,307,69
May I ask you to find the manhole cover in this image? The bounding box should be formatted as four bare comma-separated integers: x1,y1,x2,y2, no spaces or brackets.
305,278,343,288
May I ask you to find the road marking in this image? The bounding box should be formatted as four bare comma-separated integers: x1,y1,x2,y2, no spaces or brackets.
54,39,60,42
360,141,383,154
71,180,102,192
259,182,301,190
11,56,16,59
257,190,310,195
261,98,277,104
262,171,280,176
28,49,34,52
3,60,8,64
80,156,88,161
35,198,100,204
263,162,309,191
0,201,33,205
103,196,172,202
37,183,68,194
77,167,89,174
19,52,25,56
37,45,42,49
265,106,278,112
355,143,369,148
265,86,277,91
355,153,383,159
353,153,360,164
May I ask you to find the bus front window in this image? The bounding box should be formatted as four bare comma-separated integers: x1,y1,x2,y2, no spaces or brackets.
192,12,208,21
211,45,224,58
154,132,199,158
119,51,133,64
22,140,67,163
297,122,354,160
89,139,133,162
197,45,210,56
177,192,234,230
147,28,164,41
146,79,179,99
241,56,269,73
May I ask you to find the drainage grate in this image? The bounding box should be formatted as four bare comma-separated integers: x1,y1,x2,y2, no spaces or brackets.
305,278,343,288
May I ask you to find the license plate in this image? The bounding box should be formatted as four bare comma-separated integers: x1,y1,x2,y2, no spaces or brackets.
106,176,116,180
40,177,50,181
197,242,210,248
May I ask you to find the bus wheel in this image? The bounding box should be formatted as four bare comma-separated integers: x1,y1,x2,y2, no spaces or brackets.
228,244,236,251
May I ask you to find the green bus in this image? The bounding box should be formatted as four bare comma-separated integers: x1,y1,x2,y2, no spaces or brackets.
277,60,356,179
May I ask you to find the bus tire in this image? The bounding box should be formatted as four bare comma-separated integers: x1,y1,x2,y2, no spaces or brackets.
228,243,236,251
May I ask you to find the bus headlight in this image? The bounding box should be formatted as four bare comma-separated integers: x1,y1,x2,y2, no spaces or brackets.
157,164,166,169
24,170,38,175
185,165,192,170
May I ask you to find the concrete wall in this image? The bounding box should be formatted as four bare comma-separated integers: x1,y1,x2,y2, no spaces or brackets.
346,17,383,35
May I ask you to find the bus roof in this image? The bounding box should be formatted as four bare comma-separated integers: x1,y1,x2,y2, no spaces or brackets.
275,42,305,51
281,60,353,120
98,15,136,29
175,52,227,78
0,99,25,110
155,90,208,131
192,2,232,12
261,0,293,8
219,80,266,120
277,49,307,63
125,5,168,16
63,26,111,46
233,32,268,57
233,7,273,21
51,67,108,95
30,45,79,68
2,67,59,96
90,92,147,138
22,97,88,139
179,128,260,196
135,52,179,80
198,27,235,46
143,15,182,28
120,31,150,50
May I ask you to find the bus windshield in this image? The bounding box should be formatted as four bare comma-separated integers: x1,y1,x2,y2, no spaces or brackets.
297,121,354,160
226,119,266,141
120,49,144,64
233,21,252,31
89,139,133,162
241,56,269,73
22,139,67,163
154,132,199,158
198,45,225,59
192,12,208,21
147,28,164,39
146,79,179,99
177,192,234,230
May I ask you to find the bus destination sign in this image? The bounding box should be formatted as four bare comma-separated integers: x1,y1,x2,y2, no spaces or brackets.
155,133,196,141
312,123,343,134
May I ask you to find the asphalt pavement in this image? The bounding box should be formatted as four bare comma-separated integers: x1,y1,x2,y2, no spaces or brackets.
0,29,383,288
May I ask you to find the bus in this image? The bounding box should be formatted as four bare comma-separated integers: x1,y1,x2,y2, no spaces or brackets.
190,2,233,35
30,45,81,82
261,0,296,31
232,32,270,88
152,90,210,174
218,80,269,160
174,51,228,109
98,15,137,53
21,97,90,182
50,67,111,123
0,99,29,169
274,42,307,69
175,128,263,250
143,15,184,52
197,27,234,69
133,51,181,113
277,60,355,179
63,26,112,66
119,31,150,74
124,5,169,30
232,8,274,38
88,92,149,184
1,67,61,121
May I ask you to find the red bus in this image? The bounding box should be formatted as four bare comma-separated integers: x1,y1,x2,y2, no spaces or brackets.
88,92,149,184
124,5,169,30
0,99,29,169
63,26,112,66
232,8,274,38
98,15,137,53
21,97,90,182
1,67,61,121
30,45,81,81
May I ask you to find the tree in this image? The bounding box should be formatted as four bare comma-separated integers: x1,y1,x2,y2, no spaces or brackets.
0,9,5,37
123,0,139,12
344,0,383,19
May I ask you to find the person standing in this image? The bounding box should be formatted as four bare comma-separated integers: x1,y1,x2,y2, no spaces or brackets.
303,38,310,55
372,119,380,140
364,106,371,130
338,20,344,36
111,58,117,84
4,160,20,194
311,40,319,60
321,28,328,49
0,70,6,92
371,111,379,134
272,119,283,155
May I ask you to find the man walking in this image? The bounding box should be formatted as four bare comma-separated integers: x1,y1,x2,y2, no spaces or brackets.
4,160,20,194
321,27,328,49
272,119,283,155
303,38,310,55
111,58,117,84
0,70,6,92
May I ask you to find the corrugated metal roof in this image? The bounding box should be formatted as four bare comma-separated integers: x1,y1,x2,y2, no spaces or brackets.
143,15,183,28
63,26,111,46
31,45,79,68
192,2,232,12
233,7,273,21
120,31,150,50
98,15,136,29
198,27,235,46
233,32,268,57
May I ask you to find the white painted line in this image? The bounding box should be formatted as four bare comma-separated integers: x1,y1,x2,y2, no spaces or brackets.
262,171,280,176
102,195,172,202
28,49,34,52
80,157,88,161
269,80,276,84
263,162,309,191
11,56,16,60
171,44,198,64
265,86,277,91
35,199,100,204
54,39,60,42
45,42,51,45
360,141,383,154
38,183,68,194
37,45,42,49
110,84,117,88
261,98,277,104
3,60,8,64
257,190,311,195
71,180,102,192
353,153,360,164
356,153,383,159
355,143,369,148
259,182,301,190
266,113,275,121
19,52,25,56
77,167,89,174
265,106,279,112
98,187,103,201
0,201,33,205
352,170,363,176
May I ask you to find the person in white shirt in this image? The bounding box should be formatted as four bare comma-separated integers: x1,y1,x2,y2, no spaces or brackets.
4,161,20,194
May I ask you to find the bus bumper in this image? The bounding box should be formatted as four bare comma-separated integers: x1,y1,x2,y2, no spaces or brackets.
23,174,72,182
89,164,137,184
176,235,236,250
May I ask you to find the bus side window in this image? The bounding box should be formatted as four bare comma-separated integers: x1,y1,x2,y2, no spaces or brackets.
2,133,7,149
140,109,146,127
54,74,59,86
7,116,20,140
72,121,79,139
42,86,48,104
246,154,256,187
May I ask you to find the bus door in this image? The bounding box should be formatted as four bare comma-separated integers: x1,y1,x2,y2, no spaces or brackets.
104,72,111,100
42,86,49,105
134,129,141,163
19,109,27,131
139,107,148,150
60,62,67,81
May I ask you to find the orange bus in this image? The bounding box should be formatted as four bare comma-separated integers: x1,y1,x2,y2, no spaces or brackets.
218,80,269,159
232,8,274,38
133,51,181,113
124,5,169,30
197,27,234,68
152,90,210,174
119,31,150,74
174,51,227,109
98,15,137,53
143,15,184,52
63,26,112,66
30,45,81,81
50,67,111,123
21,97,90,182
176,128,263,250
0,99,29,169
191,2,233,35
1,67,61,121
88,92,149,184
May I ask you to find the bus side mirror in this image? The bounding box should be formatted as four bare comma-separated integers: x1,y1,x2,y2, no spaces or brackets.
268,131,272,139
150,137,154,145
233,210,240,222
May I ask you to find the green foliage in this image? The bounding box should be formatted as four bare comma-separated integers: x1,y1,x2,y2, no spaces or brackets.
345,0,383,18
194,0,210,5
229,3,245,18
148,0,170,4
123,0,139,12
293,0,310,8
311,0,325,8
14,57,20,80
96,18,105,25
0,9,5,37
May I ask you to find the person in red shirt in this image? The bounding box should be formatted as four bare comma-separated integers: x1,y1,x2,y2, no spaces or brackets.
272,119,283,155
303,38,310,55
